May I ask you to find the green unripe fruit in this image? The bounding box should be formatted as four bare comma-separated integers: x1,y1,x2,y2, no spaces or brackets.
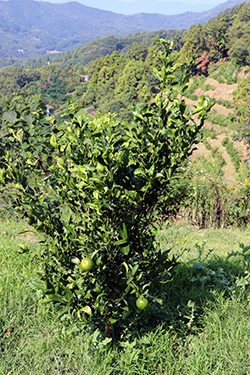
80,257,94,271
136,296,149,309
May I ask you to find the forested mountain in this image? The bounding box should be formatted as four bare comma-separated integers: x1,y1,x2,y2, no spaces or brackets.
178,1,250,73
1,1,250,129
1,1,250,234
22,30,183,70
0,0,249,67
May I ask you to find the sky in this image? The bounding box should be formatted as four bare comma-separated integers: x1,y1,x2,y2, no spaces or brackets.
45,0,226,15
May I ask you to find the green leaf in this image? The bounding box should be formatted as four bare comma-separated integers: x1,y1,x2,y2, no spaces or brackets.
122,245,130,255
89,177,105,185
134,168,146,178
50,134,58,148
42,295,64,304
4,111,17,123
122,262,129,274
76,108,86,119
109,318,117,324
77,306,92,317
131,264,139,275
56,157,65,168
148,164,155,177
182,73,191,86
113,136,130,148
23,115,34,126
91,130,103,138
118,223,128,240
30,279,44,290
114,239,128,246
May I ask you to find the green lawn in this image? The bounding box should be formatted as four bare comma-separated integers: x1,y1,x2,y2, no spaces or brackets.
1,213,250,374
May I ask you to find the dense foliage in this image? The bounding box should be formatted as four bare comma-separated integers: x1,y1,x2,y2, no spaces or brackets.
0,36,181,121
0,40,213,337
179,2,250,74
1,2,250,125
23,31,182,71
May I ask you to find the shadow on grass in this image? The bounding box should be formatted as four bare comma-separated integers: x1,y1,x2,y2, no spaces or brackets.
118,253,246,341
0,206,247,343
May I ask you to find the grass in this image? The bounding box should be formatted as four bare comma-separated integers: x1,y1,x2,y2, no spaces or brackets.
1,212,250,374
157,220,250,259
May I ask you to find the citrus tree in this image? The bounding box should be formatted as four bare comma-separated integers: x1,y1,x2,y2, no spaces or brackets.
0,40,213,337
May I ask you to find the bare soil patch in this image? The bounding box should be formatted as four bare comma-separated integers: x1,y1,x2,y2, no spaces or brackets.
195,77,237,102
212,103,233,116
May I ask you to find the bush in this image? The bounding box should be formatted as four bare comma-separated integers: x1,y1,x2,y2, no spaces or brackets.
0,40,213,338
185,175,250,229
202,126,217,139
208,111,237,128
203,138,212,150
213,98,232,109
217,76,225,84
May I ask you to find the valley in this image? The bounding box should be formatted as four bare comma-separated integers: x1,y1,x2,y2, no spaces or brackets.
0,0,249,65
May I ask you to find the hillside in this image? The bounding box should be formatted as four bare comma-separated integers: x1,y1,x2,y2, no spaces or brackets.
185,69,249,184
0,0,249,66
0,0,250,187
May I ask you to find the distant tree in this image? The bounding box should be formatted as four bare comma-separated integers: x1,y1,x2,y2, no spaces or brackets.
114,59,148,104
126,42,148,61
77,65,86,75
178,24,205,73
234,2,250,23
172,30,185,52
228,4,250,67
144,36,162,69
229,39,250,66
0,67,41,97
203,13,230,63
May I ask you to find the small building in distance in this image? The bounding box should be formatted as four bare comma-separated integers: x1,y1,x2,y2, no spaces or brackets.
68,73,91,82
78,74,91,81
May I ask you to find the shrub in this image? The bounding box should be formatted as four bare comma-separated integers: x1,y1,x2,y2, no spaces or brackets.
185,177,241,228
203,138,212,150
0,40,213,338
202,126,217,139
217,76,225,84
213,98,232,109
208,111,237,128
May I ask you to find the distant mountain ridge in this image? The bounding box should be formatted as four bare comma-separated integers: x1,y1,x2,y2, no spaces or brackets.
0,0,249,65
49,0,218,15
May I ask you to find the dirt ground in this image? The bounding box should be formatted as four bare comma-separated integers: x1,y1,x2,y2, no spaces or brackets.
187,76,250,181
195,77,237,102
